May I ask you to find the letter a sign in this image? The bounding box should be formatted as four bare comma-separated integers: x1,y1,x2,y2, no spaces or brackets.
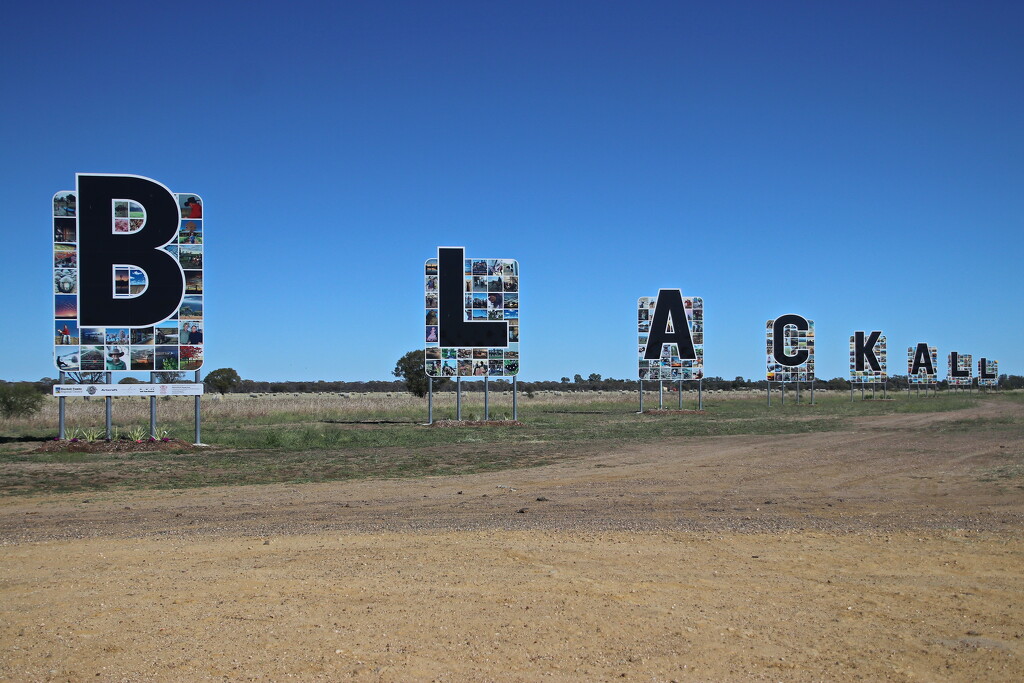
53,174,205,373
637,290,704,381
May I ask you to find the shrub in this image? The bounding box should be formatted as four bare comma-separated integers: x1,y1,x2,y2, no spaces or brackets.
0,383,44,418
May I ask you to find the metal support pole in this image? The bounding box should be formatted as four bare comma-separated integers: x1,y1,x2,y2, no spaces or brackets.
512,375,518,421
781,382,785,406
149,372,157,438
851,383,854,402
194,370,201,445
658,382,664,409
767,383,771,407
456,376,462,420
58,371,66,439
811,379,815,405
484,375,489,421
105,372,113,440
698,379,703,410
427,376,433,425
639,379,644,413
678,379,683,409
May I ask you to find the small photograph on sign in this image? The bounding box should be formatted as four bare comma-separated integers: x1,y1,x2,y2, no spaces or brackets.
155,346,179,371
54,218,76,242
129,269,146,294
179,296,203,319
179,220,202,244
55,347,80,370
130,327,154,345
81,346,104,370
114,267,130,296
55,321,78,345
180,345,203,370
55,295,77,319
155,324,178,344
105,328,129,345
54,268,77,294
185,271,203,294
181,322,203,344
178,195,203,219
53,192,77,217
81,327,104,345
179,245,202,269
129,347,152,371
106,346,128,370
54,244,76,268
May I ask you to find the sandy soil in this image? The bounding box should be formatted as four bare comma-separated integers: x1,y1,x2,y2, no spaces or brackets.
1,401,1022,681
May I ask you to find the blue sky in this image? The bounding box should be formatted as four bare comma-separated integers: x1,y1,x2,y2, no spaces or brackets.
2,1,1022,382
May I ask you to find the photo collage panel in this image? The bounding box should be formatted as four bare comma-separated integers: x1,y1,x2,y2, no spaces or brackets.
848,333,887,383
766,318,815,382
52,191,204,373
947,352,973,386
978,359,998,387
637,294,704,381
424,257,519,377
907,346,938,384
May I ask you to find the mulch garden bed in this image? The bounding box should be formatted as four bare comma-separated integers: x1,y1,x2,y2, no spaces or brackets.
33,438,201,454
429,420,525,428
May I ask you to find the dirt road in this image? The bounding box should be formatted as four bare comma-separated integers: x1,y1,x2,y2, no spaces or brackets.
2,402,1022,681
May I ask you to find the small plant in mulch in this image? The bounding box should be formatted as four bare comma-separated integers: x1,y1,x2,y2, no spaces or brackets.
126,426,148,442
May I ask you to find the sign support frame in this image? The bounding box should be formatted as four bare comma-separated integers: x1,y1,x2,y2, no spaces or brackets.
57,371,66,439
427,376,433,425
512,376,518,421
105,372,113,440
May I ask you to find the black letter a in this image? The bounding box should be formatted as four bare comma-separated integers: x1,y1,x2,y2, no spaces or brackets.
644,289,696,361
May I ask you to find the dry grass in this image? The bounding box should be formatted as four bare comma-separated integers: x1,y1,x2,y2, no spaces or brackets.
0,387,968,435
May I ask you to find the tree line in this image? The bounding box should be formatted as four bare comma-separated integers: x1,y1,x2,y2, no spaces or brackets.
6,365,1024,404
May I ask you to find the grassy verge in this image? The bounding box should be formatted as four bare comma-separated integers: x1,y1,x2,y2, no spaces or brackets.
0,390,1015,496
